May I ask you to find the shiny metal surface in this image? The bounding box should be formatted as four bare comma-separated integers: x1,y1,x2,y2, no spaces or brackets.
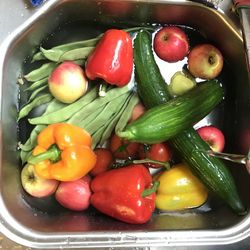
0,0,250,249
239,8,250,77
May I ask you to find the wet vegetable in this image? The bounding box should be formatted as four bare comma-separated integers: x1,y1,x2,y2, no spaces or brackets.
156,163,208,211
86,29,133,87
91,164,157,224
118,81,224,144
132,29,246,215
28,123,96,181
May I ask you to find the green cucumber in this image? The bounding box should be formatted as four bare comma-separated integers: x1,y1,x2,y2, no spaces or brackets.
132,29,246,215
133,31,171,109
117,81,223,143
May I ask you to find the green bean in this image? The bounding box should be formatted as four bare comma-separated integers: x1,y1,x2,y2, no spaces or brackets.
69,105,103,127
28,85,48,102
99,93,133,145
73,59,85,66
18,93,53,121
24,62,57,82
36,38,99,62
20,99,65,148
20,150,33,166
59,47,94,62
67,85,131,125
32,26,154,62
86,93,131,147
43,98,67,113
28,86,98,125
83,99,123,134
19,124,46,164
40,48,64,62
32,51,46,62
19,124,46,152
20,99,66,163
91,124,106,149
115,93,139,133
90,94,131,148
25,77,48,91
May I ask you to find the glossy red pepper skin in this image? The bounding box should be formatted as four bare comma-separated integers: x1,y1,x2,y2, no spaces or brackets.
90,164,156,224
85,29,133,87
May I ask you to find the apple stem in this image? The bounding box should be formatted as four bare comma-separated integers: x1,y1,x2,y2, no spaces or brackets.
132,158,171,170
28,145,61,165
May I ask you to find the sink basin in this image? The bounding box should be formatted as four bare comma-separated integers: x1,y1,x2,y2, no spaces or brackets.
0,0,250,248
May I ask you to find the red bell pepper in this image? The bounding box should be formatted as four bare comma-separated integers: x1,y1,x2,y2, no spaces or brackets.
85,29,133,87
90,164,158,224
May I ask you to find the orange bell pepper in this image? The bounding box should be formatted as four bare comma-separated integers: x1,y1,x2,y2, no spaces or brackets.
28,123,96,181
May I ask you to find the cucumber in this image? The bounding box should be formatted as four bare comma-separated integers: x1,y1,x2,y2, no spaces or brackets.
133,31,171,109
117,81,223,144
132,30,246,215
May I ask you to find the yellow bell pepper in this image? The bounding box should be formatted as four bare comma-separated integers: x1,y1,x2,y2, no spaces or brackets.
156,163,208,211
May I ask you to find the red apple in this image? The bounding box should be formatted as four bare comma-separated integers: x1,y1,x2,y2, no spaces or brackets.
48,61,88,104
55,176,91,211
197,125,225,152
21,164,59,198
129,102,146,122
188,44,224,79
153,26,189,63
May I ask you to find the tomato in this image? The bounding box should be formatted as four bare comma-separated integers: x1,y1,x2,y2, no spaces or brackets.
139,143,172,168
110,134,140,159
90,148,113,176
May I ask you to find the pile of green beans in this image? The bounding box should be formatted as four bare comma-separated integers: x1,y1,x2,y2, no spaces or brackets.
20,85,139,164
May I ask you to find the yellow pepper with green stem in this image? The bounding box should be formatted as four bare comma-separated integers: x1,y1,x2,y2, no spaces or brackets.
155,163,208,211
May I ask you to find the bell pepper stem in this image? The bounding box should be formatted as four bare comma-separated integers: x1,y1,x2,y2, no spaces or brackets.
99,83,108,97
28,144,61,164
133,158,171,170
141,181,160,198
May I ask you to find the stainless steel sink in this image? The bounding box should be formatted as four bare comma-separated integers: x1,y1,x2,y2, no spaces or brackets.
0,0,250,248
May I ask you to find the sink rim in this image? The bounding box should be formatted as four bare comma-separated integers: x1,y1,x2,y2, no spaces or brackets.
0,0,249,248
